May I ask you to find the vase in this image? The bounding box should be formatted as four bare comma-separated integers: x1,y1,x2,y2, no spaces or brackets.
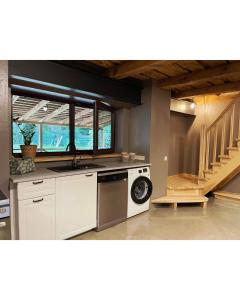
20,145,37,158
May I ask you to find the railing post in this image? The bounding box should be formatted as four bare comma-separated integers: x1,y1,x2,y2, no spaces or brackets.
221,114,226,156
229,104,235,148
212,125,218,163
198,125,206,179
205,130,210,172
238,104,240,142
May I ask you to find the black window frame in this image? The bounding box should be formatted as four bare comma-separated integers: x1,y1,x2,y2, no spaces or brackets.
11,91,116,157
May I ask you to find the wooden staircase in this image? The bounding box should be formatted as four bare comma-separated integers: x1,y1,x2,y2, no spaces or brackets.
152,98,240,208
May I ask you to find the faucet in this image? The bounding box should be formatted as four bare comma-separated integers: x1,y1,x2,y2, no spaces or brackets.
66,142,78,168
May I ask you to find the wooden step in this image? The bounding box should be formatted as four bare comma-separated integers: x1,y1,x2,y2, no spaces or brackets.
210,162,222,171
167,185,201,190
204,169,217,174
211,162,221,166
214,191,240,202
218,154,231,159
152,195,208,209
227,146,240,151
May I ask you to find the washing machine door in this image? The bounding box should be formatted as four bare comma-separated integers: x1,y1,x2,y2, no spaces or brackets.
131,176,153,204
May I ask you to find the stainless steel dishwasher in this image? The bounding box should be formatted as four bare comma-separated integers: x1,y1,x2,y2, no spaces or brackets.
97,170,128,231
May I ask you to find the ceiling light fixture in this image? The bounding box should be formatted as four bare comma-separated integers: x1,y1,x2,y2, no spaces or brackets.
190,102,196,109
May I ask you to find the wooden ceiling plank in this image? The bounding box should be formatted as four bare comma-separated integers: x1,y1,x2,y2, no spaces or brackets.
61,108,92,125
107,60,165,79
40,104,69,122
18,100,49,121
173,81,240,98
12,95,20,104
159,62,240,89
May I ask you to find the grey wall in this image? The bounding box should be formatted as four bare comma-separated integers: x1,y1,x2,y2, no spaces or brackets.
116,80,171,199
0,61,10,196
149,82,170,198
128,81,152,159
115,108,130,153
9,60,141,105
168,112,194,176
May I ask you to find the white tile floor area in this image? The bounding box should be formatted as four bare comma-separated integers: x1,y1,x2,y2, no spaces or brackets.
72,198,240,240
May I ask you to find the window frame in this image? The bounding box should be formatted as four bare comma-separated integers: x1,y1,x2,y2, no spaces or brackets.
11,91,115,157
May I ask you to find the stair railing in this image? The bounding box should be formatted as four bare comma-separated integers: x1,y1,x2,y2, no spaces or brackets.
198,99,239,179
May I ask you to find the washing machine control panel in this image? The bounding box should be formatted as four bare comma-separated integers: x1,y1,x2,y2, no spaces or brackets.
138,168,148,174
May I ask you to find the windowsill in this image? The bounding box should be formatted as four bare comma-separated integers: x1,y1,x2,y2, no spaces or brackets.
34,153,122,163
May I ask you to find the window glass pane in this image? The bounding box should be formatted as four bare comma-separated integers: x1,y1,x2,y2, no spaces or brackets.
12,95,70,153
98,110,112,150
74,106,94,150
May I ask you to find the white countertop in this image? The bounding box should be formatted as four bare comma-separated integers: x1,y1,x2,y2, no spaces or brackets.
10,161,150,184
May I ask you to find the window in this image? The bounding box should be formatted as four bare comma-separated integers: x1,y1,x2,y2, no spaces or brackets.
98,110,112,150
12,97,70,154
75,106,94,151
12,95,115,156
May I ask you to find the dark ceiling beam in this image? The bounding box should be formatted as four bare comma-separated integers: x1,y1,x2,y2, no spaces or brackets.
107,60,165,79
8,60,142,105
173,81,240,98
159,62,240,89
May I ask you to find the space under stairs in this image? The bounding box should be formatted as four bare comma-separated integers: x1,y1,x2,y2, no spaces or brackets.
152,98,240,207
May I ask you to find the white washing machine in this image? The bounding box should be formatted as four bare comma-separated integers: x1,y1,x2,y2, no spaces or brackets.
128,167,153,218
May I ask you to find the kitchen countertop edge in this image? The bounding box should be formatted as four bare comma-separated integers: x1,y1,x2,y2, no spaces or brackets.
10,162,151,184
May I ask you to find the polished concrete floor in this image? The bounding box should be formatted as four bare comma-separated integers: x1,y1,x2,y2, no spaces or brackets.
73,198,240,240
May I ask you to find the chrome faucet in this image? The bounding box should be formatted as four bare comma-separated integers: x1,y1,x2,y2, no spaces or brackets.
66,142,78,168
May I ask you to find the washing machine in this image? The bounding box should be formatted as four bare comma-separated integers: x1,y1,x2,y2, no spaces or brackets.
128,167,153,218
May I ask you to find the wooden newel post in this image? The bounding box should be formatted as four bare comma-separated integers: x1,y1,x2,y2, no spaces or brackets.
198,125,207,179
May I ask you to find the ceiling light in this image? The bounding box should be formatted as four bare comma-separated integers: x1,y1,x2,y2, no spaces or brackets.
190,102,196,109
43,106,48,112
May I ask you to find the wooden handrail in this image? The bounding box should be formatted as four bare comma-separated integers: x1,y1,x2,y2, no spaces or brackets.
207,98,238,131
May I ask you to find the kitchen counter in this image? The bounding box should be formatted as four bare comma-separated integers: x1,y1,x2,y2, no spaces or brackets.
10,161,150,184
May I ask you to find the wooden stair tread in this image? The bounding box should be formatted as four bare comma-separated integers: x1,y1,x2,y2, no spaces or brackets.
167,186,203,190
218,155,231,159
204,169,217,174
227,146,240,151
211,162,221,166
152,195,208,204
214,191,240,201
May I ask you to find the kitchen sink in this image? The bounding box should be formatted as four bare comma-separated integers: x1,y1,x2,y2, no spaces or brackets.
48,163,106,173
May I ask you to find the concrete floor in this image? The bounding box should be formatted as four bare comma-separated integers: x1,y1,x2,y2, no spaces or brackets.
72,198,240,240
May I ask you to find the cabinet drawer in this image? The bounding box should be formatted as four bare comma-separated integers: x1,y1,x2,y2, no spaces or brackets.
18,194,55,240
17,178,55,200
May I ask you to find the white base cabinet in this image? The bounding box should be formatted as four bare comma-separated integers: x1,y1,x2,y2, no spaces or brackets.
56,173,97,240
18,194,55,240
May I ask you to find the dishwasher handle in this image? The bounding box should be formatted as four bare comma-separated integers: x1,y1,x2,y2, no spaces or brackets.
98,170,128,183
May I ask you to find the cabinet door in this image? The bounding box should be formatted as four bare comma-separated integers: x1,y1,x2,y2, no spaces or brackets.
56,173,97,240
18,195,55,240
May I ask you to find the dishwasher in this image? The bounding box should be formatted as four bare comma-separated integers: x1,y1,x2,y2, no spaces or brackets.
97,169,128,231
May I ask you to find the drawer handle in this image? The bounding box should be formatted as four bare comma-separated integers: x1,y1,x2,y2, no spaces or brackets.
85,174,94,177
33,198,44,203
32,180,43,185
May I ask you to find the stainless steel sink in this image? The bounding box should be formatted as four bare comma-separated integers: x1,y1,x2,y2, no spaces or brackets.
48,163,106,173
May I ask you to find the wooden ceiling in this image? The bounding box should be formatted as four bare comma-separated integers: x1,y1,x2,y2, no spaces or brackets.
86,60,240,98
12,96,111,128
